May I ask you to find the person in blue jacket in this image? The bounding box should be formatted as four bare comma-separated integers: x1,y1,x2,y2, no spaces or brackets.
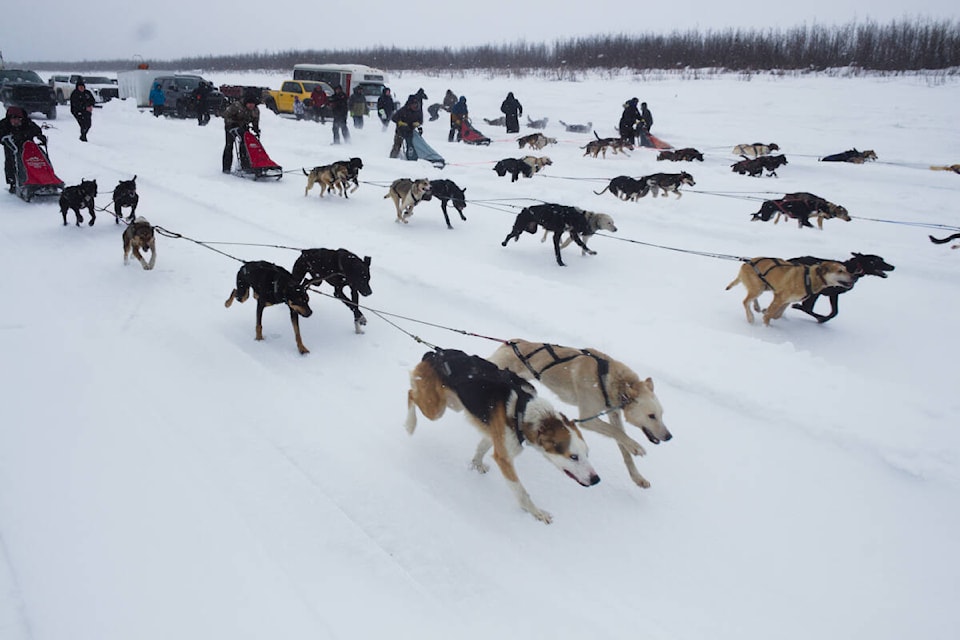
148,82,166,118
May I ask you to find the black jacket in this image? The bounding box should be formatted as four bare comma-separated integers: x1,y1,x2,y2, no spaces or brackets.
70,88,96,117
328,89,349,118
391,103,422,129
500,93,522,116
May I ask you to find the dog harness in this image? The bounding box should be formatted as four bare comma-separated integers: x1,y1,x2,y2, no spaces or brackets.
748,258,815,297
507,341,615,410
432,348,531,444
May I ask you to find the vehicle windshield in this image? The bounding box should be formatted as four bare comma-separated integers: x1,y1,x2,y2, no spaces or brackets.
357,83,384,97
304,81,332,95
0,70,44,84
84,76,114,84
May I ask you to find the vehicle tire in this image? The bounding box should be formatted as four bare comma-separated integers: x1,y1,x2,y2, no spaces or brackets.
46,106,57,120
264,96,278,114
56,90,65,105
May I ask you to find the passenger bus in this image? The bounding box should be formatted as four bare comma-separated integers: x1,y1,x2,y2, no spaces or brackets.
292,64,389,111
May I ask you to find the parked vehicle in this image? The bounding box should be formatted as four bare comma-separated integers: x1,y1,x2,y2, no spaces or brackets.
0,69,58,120
48,74,118,104
263,79,332,117
292,64,387,112
152,74,227,118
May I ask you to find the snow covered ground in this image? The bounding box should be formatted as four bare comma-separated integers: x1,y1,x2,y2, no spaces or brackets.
1,69,958,640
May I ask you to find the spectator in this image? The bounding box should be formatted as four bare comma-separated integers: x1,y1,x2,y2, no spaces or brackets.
639,101,653,133
69,79,96,142
348,86,368,129
0,106,46,193
222,92,261,173
148,82,166,118
293,96,305,121
193,81,213,126
500,92,522,134
328,84,350,144
619,97,641,144
377,87,396,131
442,89,458,111
389,96,422,159
310,84,328,123
449,96,468,142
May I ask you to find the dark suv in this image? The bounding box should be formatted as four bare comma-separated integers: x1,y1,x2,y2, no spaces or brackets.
154,74,226,118
0,69,58,120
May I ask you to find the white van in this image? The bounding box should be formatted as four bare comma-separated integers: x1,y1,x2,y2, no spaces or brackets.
292,63,389,112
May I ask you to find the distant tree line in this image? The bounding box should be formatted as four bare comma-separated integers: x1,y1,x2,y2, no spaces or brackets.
19,18,960,73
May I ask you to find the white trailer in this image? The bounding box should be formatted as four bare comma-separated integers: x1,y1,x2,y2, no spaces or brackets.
117,70,173,107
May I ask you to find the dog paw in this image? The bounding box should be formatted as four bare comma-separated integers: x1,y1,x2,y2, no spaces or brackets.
625,439,647,457
530,508,553,524
631,476,651,489
470,461,489,474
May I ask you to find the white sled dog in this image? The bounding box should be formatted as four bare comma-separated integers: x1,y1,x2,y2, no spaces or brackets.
489,339,672,488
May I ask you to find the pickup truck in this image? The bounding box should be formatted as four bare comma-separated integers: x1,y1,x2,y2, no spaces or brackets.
0,69,58,119
48,74,119,104
264,80,332,117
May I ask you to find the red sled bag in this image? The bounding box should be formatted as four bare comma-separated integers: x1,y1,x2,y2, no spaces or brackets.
4,138,64,201
233,129,283,180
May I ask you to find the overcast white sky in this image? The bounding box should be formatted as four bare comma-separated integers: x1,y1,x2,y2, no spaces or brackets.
1,2,956,64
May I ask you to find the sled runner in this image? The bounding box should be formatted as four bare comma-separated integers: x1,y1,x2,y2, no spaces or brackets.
403,130,446,169
2,135,64,202
232,128,283,180
460,118,491,146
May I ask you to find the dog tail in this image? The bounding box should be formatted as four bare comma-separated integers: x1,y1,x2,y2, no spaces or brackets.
303,168,309,176
929,232,960,244
725,273,742,290
593,130,601,140
594,185,611,196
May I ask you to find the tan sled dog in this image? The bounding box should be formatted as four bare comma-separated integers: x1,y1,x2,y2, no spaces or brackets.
405,348,600,523
385,178,432,223
726,257,853,325
488,339,672,488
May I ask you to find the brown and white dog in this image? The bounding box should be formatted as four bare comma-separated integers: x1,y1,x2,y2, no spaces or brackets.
517,133,557,150
582,134,634,159
385,178,432,223
303,163,349,198
405,348,600,523
122,216,156,270
521,155,553,175
489,339,672,488
732,142,780,158
725,257,853,325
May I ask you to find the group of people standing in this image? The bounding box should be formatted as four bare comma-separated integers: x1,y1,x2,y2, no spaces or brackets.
618,97,654,145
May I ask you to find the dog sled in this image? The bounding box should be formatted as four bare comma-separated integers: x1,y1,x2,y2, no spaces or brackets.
2,135,64,202
460,118,491,146
637,129,673,150
231,128,283,180
403,130,446,169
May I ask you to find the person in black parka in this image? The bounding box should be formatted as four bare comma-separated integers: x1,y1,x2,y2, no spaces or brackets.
619,97,641,144
70,80,96,142
500,92,523,134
